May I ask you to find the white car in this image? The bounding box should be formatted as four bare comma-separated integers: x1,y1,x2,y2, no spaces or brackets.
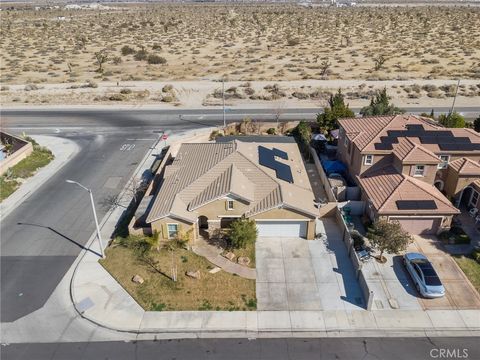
403,253,445,299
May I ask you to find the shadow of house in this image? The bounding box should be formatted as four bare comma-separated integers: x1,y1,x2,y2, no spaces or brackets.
392,255,419,298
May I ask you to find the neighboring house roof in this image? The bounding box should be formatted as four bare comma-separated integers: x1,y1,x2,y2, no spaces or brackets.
146,140,318,223
473,180,480,192
392,137,441,164
338,115,480,154
358,165,459,215
449,157,480,176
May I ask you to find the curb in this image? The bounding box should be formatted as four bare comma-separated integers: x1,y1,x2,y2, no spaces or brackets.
68,130,480,338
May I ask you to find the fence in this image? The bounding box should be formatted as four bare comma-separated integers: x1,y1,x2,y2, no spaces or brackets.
0,132,33,175
336,206,374,310
309,146,336,203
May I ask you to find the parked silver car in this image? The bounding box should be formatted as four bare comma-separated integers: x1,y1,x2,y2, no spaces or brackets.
403,253,445,299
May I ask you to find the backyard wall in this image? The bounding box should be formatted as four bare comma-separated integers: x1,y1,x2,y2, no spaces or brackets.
335,206,374,310
0,132,33,175
310,146,336,203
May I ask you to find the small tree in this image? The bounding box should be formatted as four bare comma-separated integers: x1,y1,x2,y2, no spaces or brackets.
438,112,466,128
367,220,412,262
229,218,257,249
94,50,108,73
316,89,354,133
292,120,312,160
474,115,480,133
373,54,386,71
360,88,405,116
320,60,331,77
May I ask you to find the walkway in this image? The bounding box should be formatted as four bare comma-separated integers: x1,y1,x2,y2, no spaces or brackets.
192,238,256,280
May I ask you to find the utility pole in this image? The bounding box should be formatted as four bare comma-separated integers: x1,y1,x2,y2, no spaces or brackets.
449,79,460,116
222,77,226,130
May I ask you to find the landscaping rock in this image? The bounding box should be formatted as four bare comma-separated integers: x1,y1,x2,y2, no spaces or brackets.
209,267,222,274
224,252,235,261
186,270,201,279
132,275,144,284
237,256,251,266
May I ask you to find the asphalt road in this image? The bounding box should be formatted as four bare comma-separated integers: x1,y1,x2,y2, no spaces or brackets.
2,337,479,360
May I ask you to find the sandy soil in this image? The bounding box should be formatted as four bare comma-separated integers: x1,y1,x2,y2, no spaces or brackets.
1,79,479,110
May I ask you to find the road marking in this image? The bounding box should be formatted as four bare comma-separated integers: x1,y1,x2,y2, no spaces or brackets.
120,144,135,151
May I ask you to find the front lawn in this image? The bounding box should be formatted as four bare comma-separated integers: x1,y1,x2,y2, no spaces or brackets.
454,255,480,294
222,241,256,268
0,139,54,202
100,238,256,311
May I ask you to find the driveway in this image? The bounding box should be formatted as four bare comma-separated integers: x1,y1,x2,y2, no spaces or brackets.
256,218,365,311
411,235,480,310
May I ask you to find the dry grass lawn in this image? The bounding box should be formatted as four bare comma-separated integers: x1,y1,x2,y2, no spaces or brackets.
100,244,256,311
454,255,480,294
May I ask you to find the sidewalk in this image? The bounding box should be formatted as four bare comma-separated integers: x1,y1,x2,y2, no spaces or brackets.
70,130,480,337
0,135,79,219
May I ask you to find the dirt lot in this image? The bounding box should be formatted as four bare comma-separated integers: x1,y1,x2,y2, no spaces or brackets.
410,236,480,310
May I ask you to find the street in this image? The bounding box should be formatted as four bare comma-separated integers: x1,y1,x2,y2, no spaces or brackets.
2,337,479,360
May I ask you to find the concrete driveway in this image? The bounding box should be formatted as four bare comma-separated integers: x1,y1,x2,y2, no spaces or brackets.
256,219,365,311
411,235,480,310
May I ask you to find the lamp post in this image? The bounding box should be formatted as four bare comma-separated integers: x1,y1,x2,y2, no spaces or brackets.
222,77,226,130
66,180,105,258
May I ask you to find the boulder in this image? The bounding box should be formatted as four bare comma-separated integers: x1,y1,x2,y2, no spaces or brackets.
237,256,251,266
224,251,235,261
132,274,144,284
186,270,201,279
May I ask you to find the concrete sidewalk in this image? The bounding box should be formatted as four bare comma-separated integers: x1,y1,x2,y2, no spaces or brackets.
0,135,79,219
70,130,480,337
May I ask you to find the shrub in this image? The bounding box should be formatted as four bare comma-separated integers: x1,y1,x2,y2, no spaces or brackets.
209,130,223,140
161,95,174,102
120,88,132,94
287,37,300,46
472,249,480,264
229,218,257,249
350,230,364,250
121,45,136,56
162,84,173,93
147,54,167,65
266,128,276,135
109,94,125,101
134,48,148,61
24,84,39,91
152,43,162,50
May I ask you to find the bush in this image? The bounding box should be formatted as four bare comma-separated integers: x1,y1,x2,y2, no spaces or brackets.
266,128,276,135
24,84,39,91
121,45,136,56
229,218,257,249
287,37,300,46
147,54,167,65
162,84,173,93
472,249,480,264
134,48,148,61
350,230,364,250
152,43,162,50
120,88,132,94
209,130,223,140
109,94,125,101
161,95,174,103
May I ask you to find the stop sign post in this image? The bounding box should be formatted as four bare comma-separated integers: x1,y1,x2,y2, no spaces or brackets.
162,133,168,147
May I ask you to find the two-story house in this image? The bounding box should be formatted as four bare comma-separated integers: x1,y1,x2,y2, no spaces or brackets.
337,114,480,235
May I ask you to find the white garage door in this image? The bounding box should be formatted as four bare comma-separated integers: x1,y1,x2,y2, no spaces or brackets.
256,221,307,238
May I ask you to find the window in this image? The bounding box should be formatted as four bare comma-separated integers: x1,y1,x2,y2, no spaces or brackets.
471,190,479,207
227,200,234,210
167,223,178,239
413,165,425,177
364,155,374,166
437,155,450,169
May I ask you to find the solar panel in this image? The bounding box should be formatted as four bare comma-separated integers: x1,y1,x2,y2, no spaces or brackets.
258,146,293,183
396,200,437,210
272,147,288,160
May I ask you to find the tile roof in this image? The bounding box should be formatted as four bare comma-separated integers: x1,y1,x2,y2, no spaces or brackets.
338,115,480,153
449,157,480,176
358,165,459,215
392,137,441,164
146,140,318,223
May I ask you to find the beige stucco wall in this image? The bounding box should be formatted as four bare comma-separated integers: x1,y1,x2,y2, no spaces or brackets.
404,163,437,185
0,141,33,175
151,216,195,241
194,197,250,219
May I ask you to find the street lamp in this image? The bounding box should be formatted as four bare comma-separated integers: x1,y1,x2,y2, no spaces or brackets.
222,77,226,130
65,179,105,258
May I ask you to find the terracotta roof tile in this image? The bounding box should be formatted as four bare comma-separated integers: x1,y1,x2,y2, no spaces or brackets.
358,166,459,215
392,138,441,163
449,157,480,175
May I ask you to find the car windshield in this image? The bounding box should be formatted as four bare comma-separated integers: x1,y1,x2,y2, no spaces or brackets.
418,263,442,286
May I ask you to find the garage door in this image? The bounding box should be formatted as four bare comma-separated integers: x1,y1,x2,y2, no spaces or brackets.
256,221,307,238
390,217,441,235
